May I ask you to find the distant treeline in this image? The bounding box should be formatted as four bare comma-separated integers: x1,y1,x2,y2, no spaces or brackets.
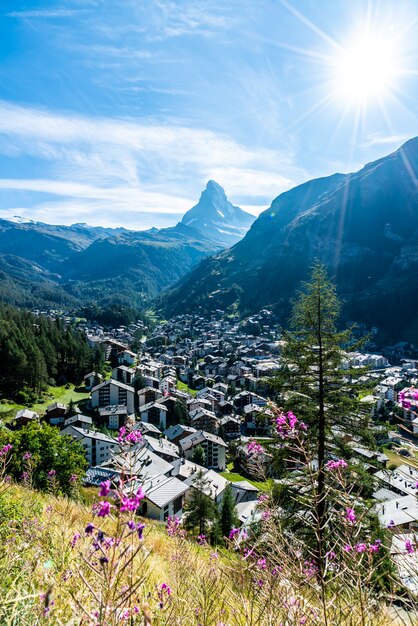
0,305,93,401
78,303,153,331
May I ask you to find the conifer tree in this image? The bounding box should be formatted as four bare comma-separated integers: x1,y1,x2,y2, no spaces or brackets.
219,483,238,539
270,261,370,572
184,470,217,535
191,444,206,467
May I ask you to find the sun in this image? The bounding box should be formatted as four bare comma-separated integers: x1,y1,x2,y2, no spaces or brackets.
331,31,400,105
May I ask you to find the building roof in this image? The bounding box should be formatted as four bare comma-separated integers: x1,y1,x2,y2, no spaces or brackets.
139,401,168,413
60,425,119,445
184,469,228,499
170,458,206,480
374,495,418,527
375,465,418,497
164,424,196,440
141,435,179,458
91,379,135,393
99,405,129,416
64,414,93,426
143,475,189,508
15,408,38,420
180,430,227,451
105,445,173,479
138,422,162,435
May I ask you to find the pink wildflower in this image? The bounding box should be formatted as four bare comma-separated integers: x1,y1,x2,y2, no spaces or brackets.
326,459,348,471
405,540,415,554
0,444,12,456
369,540,381,553
229,527,240,540
246,440,264,456
275,411,307,439
99,479,111,497
125,430,143,444
345,507,356,524
119,487,145,512
96,501,112,517
355,543,367,553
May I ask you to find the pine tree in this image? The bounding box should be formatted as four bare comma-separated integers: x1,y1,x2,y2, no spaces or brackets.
191,444,206,467
270,261,370,573
184,470,217,535
219,483,238,539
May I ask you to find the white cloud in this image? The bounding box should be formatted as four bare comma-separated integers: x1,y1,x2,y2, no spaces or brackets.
361,133,409,148
0,101,303,227
6,9,83,18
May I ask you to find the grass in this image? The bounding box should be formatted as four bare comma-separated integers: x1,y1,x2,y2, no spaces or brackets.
176,380,197,397
0,383,90,419
220,465,269,491
0,483,404,624
384,448,418,469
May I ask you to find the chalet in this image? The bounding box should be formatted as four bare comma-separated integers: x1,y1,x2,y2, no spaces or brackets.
139,402,168,430
46,402,68,426
91,379,135,414
231,481,259,504
64,414,93,429
99,405,129,430
164,424,197,446
84,372,103,390
160,376,176,395
190,408,219,434
139,475,189,521
102,340,128,360
184,469,229,505
219,415,241,439
14,408,39,428
138,387,160,408
60,425,120,466
118,349,137,366
188,397,212,413
180,430,227,470
112,365,135,385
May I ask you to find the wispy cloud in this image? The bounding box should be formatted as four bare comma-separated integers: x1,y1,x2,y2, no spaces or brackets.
6,9,83,18
361,133,410,148
0,101,303,228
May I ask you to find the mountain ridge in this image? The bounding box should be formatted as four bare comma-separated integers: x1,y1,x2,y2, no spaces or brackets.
160,137,418,344
0,181,252,309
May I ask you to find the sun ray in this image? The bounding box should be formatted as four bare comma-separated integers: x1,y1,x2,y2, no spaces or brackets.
278,0,344,53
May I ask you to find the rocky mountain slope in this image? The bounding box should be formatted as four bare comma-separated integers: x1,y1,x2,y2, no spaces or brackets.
181,180,256,246
160,138,418,343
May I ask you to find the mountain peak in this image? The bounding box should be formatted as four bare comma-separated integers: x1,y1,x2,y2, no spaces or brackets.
181,181,255,246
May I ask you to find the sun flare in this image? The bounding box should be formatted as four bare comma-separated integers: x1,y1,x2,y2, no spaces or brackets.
332,32,399,105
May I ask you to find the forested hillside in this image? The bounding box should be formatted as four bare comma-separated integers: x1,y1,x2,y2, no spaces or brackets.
0,306,92,402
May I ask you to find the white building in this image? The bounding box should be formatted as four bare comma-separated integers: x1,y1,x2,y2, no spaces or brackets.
91,379,135,414
60,425,120,466
180,430,227,470
140,475,189,521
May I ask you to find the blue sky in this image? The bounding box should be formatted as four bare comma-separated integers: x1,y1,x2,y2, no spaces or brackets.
0,0,417,229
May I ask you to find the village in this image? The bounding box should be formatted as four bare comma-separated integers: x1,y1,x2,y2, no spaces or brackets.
9,308,418,591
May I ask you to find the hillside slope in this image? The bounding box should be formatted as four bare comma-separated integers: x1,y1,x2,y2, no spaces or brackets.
160,138,418,343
